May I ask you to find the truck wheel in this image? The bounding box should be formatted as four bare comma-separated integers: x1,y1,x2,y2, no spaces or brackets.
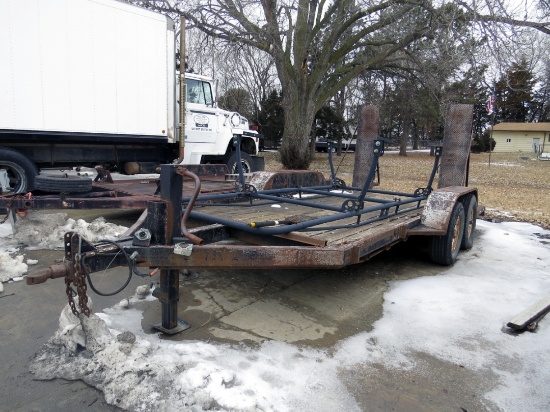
461,194,477,250
226,152,254,174
0,147,39,193
34,175,93,193
429,202,465,266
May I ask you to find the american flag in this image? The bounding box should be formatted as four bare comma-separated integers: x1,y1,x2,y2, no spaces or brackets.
487,94,495,115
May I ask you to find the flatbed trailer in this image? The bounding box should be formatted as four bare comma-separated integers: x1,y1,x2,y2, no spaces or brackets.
20,105,478,334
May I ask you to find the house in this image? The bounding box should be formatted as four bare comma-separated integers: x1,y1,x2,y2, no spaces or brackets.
490,122,550,154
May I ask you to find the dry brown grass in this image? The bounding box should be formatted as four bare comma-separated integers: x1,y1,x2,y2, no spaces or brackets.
261,150,550,229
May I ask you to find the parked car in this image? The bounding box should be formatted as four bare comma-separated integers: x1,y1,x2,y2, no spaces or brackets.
315,138,356,152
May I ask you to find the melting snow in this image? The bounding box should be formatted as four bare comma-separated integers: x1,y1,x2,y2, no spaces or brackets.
24,218,550,412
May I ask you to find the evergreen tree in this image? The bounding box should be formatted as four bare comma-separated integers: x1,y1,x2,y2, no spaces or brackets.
494,59,536,123
314,105,348,142
258,90,284,149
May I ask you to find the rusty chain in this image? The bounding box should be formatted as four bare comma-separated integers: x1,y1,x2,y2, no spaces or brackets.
65,272,78,317
64,234,91,317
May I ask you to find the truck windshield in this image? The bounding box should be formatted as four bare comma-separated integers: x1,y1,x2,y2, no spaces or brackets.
186,79,213,106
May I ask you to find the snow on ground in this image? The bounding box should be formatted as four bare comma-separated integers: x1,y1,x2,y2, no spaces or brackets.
0,211,127,282
26,219,550,412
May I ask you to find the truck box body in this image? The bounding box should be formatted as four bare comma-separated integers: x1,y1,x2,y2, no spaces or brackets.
0,0,176,141
0,0,262,194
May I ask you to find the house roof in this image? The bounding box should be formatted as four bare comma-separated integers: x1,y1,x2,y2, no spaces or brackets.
492,122,550,132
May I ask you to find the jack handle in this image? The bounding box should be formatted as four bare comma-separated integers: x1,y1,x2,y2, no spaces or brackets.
26,263,72,285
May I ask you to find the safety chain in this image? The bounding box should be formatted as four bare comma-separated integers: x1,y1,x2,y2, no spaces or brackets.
65,272,79,317
74,254,91,317
64,233,91,317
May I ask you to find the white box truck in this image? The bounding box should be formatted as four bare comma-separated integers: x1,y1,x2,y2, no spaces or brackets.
0,0,263,193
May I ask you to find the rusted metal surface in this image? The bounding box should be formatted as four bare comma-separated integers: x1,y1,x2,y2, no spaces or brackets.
249,170,326,191
177,167,204,245
353,105,379,187
407,186,477,235
438,104,473,188
0,190,158,210
25,263,71,285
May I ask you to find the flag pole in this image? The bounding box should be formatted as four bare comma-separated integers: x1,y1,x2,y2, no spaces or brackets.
488,113,494,167
488,85,496,167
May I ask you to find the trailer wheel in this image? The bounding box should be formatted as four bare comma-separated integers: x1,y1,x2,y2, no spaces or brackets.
0,147,39,193
429,201,465,266
34,175,93,193
461,194,477,250
225,152,254,174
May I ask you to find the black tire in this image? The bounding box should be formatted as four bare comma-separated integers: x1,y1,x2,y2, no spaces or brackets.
225,151,254,174
429,202,465,266
461,194,477,250
34,175,93,193
0,147,39,193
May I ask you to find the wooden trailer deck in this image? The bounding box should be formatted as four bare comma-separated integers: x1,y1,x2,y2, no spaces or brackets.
187,190,426,248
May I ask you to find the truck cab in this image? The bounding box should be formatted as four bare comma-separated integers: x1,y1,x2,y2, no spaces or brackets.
179,73,262,174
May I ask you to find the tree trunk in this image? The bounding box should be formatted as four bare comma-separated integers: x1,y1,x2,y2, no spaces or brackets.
399,111,411,156
412,120,419,150
279,93,316,169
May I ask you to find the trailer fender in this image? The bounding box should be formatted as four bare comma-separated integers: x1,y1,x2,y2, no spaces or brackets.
411,186,477,235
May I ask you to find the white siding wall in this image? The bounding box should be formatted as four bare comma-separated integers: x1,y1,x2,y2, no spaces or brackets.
492,131,549,153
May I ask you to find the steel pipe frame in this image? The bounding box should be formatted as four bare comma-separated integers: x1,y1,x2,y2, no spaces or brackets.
181,140,442,233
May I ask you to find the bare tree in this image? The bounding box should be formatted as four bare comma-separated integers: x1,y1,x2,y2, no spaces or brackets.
216,45,279,124
127,0,550,169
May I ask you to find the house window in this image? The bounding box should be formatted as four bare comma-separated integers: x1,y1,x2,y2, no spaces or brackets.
506,138,511,143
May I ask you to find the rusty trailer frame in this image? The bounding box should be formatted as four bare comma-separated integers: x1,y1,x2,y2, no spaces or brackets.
23,136,477,335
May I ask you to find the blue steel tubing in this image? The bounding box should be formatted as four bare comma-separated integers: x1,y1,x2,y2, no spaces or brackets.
363,188,424,197
253,193,345,212
357,140,384,204
189,209,359,235
328,142,337,181
301,203,425,232
426,146,442,192
187,193,396,209
296,187,396,204
250,185,333,196
182,184,417,210
181,185,335,203
180,142,441,227
234,135,247,189
187,193,428,236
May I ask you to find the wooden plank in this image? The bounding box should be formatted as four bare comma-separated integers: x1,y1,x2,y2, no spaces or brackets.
191,190,425,248
507,297,550,330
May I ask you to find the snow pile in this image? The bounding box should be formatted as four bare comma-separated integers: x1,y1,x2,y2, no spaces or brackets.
0,248,28,282
0,211,127,283
32,296,355,412
5,211,127,249
30,220,550,411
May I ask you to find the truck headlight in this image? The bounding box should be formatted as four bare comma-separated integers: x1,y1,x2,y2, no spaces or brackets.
230,113,241,127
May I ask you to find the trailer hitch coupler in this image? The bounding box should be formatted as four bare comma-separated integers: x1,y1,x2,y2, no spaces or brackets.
26,263,71,285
